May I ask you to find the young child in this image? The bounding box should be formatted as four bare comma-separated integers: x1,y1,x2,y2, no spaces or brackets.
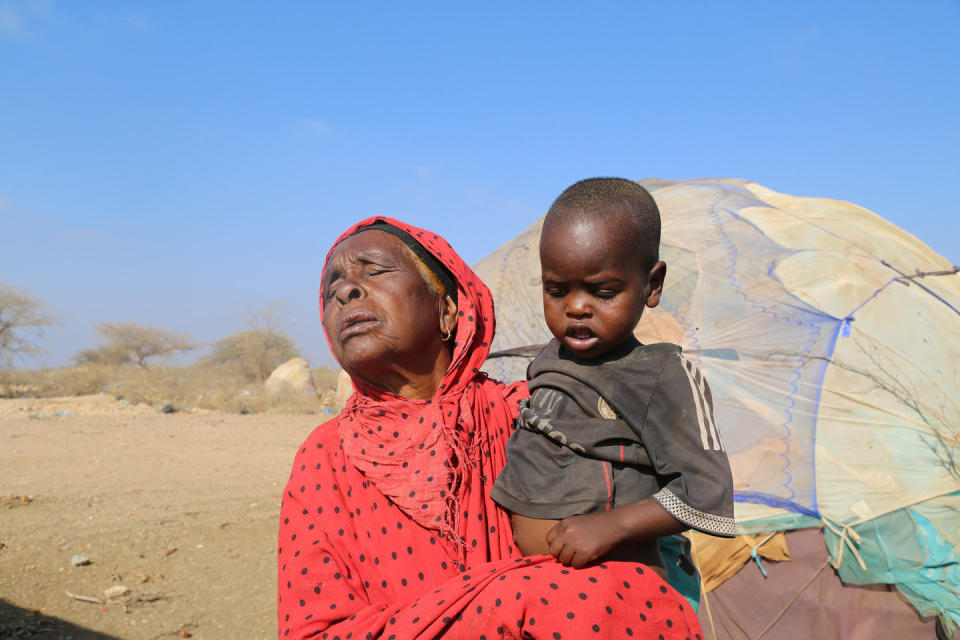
491,177,735,575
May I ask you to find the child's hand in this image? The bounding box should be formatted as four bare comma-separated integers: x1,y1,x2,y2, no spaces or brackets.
546,499,687,569
545,512,621,569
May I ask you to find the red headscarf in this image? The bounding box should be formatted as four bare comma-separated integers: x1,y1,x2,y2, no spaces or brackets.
320,216,505,552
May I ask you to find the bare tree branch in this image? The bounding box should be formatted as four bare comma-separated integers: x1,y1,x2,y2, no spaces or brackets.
0,283,60,367
893,266,959,284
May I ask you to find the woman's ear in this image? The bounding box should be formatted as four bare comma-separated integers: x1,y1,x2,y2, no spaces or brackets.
439,294,458,339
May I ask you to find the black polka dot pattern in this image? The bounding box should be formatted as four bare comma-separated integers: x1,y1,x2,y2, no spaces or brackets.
278,217,703,639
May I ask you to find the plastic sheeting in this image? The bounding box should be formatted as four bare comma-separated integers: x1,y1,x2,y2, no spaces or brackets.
696,528,946,640
474,178,960,630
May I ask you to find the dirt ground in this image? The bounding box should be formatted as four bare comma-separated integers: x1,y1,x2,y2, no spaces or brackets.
0,394,326,640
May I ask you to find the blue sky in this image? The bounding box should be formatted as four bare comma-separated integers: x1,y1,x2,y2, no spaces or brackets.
2,1,958,368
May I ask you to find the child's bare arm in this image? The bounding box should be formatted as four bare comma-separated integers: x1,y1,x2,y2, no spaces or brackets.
545,498,686,569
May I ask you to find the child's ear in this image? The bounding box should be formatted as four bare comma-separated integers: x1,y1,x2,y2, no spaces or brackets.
645,261,667,308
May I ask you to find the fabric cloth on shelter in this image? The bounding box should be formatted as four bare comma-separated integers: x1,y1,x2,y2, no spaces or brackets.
475,179,960,631
492,337,735,537
698,528,949,640
688,530,790,593
277,216,703,639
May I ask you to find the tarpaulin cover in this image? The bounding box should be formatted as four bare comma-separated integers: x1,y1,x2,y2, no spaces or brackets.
475,178,960,631
695,528,945,639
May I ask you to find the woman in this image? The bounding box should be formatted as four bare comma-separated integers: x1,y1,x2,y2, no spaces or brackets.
278,217,702,639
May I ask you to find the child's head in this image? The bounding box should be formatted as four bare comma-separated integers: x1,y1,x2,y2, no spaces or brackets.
540,177,666,360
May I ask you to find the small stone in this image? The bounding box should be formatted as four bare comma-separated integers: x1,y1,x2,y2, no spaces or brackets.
71,555,92,566
104,585,130,599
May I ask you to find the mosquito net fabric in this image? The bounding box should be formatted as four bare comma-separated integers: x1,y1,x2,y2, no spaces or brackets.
475,178,960,629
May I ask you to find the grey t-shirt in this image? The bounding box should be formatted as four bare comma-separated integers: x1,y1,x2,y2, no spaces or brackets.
491,338,735,537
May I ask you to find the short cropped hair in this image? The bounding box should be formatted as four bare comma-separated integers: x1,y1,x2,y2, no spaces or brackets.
544,177,661,271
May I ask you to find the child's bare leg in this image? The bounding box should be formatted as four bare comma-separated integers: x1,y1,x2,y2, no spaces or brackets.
510,514,559,556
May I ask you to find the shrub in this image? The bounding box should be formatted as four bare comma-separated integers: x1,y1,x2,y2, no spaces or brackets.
74,323,195,368
0,363,342,414
204,329,300,382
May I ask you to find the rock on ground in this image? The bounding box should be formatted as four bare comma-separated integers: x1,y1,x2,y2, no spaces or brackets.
265,357,315,395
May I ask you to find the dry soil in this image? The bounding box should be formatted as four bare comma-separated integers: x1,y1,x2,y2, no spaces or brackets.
0,394,325,639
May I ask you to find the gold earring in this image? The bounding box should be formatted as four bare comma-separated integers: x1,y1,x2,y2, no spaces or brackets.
439,298,453,342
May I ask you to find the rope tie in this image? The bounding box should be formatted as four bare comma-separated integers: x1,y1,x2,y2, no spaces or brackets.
749,532,776,578
698,571,719,640
821,517,867,570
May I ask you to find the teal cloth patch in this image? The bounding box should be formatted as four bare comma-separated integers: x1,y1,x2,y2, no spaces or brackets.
660,534,700,613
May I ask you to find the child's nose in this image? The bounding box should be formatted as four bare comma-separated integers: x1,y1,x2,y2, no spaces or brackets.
565,293,592,317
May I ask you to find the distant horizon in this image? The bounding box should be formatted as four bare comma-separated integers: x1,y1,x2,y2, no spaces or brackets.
6,174,955,372
2,2,957,370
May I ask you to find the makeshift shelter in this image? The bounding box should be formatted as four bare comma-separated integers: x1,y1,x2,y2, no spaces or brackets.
475,178,960,638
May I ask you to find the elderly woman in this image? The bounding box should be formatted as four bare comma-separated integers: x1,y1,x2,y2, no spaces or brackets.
277,217,702,639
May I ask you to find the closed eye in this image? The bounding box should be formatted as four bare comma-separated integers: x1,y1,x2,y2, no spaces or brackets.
587,279,624,299
322,270,341,301
593,289,619,299
359,256,395,276
544,285,566,298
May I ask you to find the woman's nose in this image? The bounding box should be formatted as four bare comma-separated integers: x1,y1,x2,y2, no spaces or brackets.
335,276,365,304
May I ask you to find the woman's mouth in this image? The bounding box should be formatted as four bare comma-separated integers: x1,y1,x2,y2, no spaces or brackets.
339,309,379,340
563,325,599,351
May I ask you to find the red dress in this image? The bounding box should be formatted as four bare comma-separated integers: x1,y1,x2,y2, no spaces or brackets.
277,217,703,639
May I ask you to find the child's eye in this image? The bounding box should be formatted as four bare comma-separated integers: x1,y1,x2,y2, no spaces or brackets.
544,287,565,298
593,290,618,299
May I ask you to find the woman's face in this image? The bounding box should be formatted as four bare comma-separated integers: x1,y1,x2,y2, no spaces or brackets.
322,230,449,390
